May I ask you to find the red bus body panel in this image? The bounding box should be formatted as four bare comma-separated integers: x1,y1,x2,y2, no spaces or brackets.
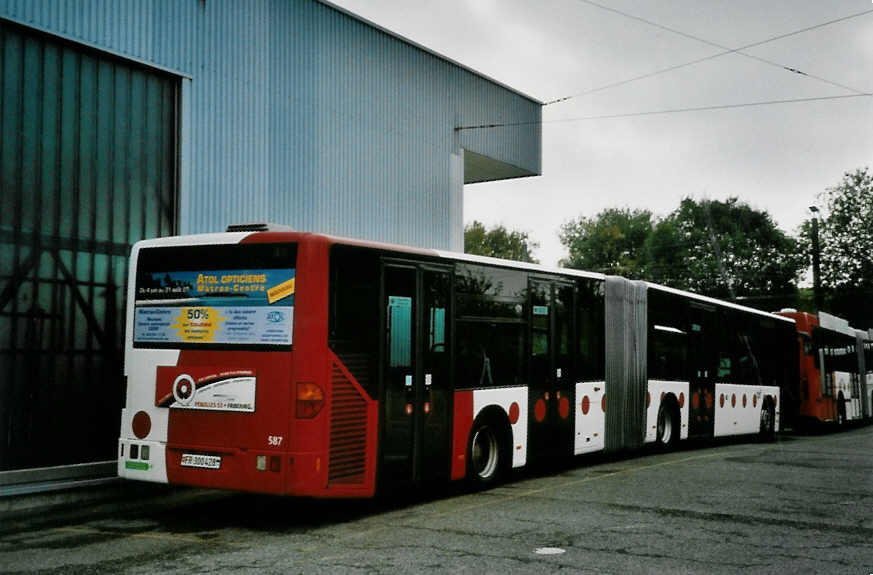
150,232,378,497
778,311,837,424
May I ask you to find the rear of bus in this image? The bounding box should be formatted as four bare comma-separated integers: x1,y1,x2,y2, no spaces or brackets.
117,231,377,497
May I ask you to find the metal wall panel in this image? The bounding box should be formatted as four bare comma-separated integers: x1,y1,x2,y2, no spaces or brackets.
0,1,541,474
0,21,177,470
1,0,541,251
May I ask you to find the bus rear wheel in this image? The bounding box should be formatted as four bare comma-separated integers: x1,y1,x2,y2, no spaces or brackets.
467,420,507,488
837,394,847,427
656,402,677,448
759,399,775,439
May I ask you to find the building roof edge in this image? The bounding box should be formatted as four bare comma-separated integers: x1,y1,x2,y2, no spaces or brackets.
317,0,544,106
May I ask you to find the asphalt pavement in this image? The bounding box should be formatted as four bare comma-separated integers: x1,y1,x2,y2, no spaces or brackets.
1,425,871,574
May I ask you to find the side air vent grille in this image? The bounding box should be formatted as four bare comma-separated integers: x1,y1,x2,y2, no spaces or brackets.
328,361,368,484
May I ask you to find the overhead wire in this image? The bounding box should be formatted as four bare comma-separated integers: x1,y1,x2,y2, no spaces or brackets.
455,93,868,131
545,1,873,105
456,6,873,131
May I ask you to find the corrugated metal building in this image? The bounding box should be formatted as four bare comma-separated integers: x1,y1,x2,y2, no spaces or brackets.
0,0,541,478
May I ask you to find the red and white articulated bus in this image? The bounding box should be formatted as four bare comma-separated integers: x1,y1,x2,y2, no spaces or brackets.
119,226,797,497
776,309,873,426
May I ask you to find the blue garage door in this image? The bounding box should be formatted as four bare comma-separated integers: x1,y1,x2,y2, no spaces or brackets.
0,21,177,471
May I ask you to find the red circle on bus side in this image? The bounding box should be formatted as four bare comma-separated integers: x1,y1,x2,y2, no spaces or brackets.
646,391,651,408
601,394,607,412
742,394,747,408
132,411,151,439
508,402,520,424
678,392,685,408
719,394,725,408
692,392,700,410
705,391,713,409
731,394,736,408
753,395,758,407
581,396,590,415
559,397,570,419
534,399,547,422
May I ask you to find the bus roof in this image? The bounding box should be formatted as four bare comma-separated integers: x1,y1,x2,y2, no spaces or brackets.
135,229,794,325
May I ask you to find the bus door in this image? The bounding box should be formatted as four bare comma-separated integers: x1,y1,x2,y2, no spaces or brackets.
528,278,575,458
381,263,452,483
687,303,716,438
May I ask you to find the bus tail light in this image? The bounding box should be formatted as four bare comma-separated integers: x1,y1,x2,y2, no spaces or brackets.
296,382,324,418
256,455,283,473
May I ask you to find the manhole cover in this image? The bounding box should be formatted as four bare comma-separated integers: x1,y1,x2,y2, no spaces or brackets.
534,547,566,555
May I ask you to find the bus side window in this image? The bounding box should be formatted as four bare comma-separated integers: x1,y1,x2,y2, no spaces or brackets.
717,355,732,379
577,279,605,382
388,296,413,369
329,245,380,395
429,307,445,353
649,327,687,381
453,263,527,389
455,320,524,388
802,336,814,357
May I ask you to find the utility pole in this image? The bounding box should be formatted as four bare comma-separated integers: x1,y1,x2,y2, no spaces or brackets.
702,199,735,300
809,206,822,311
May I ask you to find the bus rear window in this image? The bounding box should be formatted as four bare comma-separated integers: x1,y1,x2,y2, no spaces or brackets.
133,243,297,348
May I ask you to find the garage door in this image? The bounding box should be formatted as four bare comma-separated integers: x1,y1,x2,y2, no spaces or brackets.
0,21,177,471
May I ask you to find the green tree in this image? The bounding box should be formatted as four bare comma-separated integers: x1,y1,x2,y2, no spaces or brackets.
645,198,803,300
804,167,873,327
464,221,539,263
811,168,873,290
559,208,653,278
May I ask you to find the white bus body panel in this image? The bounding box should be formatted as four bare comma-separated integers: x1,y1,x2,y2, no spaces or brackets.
473,387,528,468
119,232,249,482
644,380,690,443
833,371,863,421
867,374,873,417
574,381,605,455
714,384,780,436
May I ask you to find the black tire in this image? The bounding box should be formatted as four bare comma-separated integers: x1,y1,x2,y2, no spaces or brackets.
759,398,775,439
836,394,846,427
656,401,678,448
467,418,508,489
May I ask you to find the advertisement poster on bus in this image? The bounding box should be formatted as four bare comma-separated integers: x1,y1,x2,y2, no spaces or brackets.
133,268,295,346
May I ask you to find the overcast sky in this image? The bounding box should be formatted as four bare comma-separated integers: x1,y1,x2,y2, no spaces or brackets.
332,0,873,266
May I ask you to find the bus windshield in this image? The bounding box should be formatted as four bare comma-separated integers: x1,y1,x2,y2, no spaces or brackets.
133,242,297,348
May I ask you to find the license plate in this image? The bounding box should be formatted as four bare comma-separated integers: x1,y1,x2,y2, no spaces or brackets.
180,453,221,469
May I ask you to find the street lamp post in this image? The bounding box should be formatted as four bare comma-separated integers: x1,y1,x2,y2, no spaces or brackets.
809,206,822,311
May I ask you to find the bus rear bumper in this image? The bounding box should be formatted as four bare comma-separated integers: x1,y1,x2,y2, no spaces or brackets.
119,439,376,498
